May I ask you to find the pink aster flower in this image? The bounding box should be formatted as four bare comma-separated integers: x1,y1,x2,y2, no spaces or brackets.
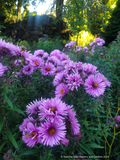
22,65,34,75
60,138,69,146
26,99,43,115
96,73,111,87
42,52,49,61
40,62,55,75
19,117,35,132
76,46,82,52
55,83,68,99
83,46,89,53
95,38,105,45
65,41,75,48
34,49,44,57
67,109,80,135
63,60,76,75
61,53,70,61
39,119,66,147
50,49,61,57
84,74,106,97
53,72,65,86
82,63,98,74
0,63,5,77
89,41,94,47
116,115,120,122
30,56,42,69
22,122,41,147
97,42,103,47
39,97,68,120
66,73,84,91
47,56,61,66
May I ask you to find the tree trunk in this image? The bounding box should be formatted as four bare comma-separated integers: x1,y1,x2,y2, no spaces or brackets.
56,0,64,34
17,0,22,22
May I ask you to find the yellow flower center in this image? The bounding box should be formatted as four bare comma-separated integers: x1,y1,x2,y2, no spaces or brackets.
46,67,50,71
82,74,85,77
65,57,68,60
34,61,38,65
60,88,64,94
92,82,98,88
55,69,58,73
50,107,56,113
48,127,56,135
31,131,38,139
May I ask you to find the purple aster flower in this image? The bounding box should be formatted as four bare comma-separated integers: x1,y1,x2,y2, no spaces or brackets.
83,46,89,53
50,50,63,61
64,60,76,75
22,122,41,147
65,41,75,48
96,73,111,87
50,49,61,57
76,46,82,52
42,52,49,61
47,56,61,66
22,65,34,75
39,97,68,120
40,62,55,75
66,73,84,91
0,63,5,77
55,83,68,99
95,38,105,45
30,56,42,69
26,99,43,115
34,49,44,57
39,119,66,147
19,117,35,132
82,63,98,74
84,74,106,97
60,138,69,146
116,115,120,122
67,109,80,135
53,72,65,86
89,41,94,47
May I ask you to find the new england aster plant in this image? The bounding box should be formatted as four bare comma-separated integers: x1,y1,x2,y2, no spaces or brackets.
19,97,81,147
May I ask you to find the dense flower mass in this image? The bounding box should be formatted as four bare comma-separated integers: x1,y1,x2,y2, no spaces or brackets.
0,38,112,149
19,97,81,147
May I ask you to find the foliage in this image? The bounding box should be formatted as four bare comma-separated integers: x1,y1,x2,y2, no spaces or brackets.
30,36,64,54
104,0,120,45
0,22,120,160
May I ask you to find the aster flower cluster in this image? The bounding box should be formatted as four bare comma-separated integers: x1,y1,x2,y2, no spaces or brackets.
53,59,111,98
65,41,76,48
89,38,105,53
19,97,81,147
0,39,111,98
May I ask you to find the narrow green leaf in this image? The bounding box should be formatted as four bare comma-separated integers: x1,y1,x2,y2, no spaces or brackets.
0,141,7,150
20,149,39,155
6,130,19,149
4,95,13,109
87,142,104,149
79,142,94,155
0,117,4,131
13,107,25,116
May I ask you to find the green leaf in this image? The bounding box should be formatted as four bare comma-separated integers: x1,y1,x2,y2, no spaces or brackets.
79,142,95,156
87,142,104,149
13,107,25,116
6,130,19,149
0,116,4,131
4,95,13,109
0,141,7,150
20,149,39,155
